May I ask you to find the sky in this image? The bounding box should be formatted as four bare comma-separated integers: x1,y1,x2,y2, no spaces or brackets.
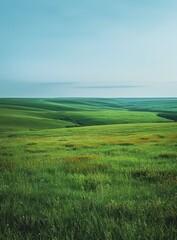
0,0,177,97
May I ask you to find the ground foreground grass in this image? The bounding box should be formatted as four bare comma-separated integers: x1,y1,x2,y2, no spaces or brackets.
0,122,177,240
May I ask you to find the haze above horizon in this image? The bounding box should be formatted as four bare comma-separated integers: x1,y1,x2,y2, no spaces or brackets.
0,0,177,97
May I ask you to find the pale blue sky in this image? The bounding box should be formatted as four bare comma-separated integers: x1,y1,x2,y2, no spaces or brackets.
0,0,177,97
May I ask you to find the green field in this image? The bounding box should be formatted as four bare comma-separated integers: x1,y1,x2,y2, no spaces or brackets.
0,98,176,131
0,98,177,239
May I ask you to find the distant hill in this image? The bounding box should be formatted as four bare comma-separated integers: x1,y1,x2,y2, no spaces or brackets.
0,98,176,131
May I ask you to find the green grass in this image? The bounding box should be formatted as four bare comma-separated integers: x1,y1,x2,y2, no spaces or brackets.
0,108,75,131
0,98,177,239
0,98,174,131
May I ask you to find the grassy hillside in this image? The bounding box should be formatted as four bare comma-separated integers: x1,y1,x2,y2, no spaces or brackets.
1,98,177,112
0,122,177,239
0,98,177,239
0,98,175,131
0,108,75,131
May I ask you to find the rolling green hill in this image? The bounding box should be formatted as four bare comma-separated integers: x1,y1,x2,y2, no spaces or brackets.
0,98,176,131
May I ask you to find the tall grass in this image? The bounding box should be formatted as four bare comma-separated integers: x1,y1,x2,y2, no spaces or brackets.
0,122,177,239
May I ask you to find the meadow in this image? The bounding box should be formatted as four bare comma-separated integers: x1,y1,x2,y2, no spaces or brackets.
0,98,177,240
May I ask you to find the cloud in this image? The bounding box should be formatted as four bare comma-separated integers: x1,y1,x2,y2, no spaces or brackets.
78,85,143,89
40,81,77,86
